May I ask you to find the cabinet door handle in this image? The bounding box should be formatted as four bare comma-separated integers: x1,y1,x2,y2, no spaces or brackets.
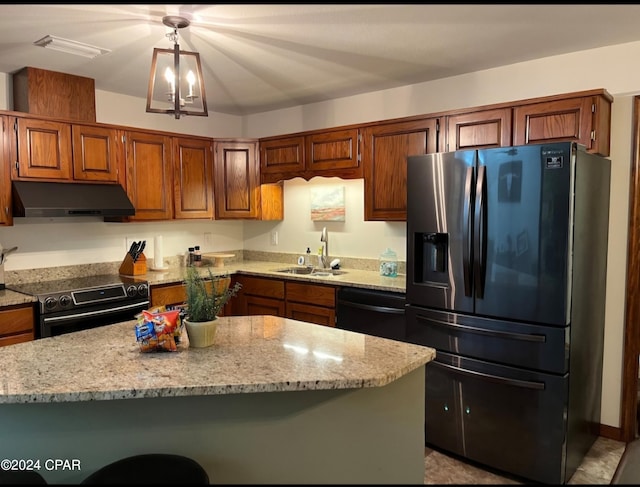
431,360,545,390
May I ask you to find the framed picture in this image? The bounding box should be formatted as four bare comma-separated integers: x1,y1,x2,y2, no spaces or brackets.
310,186,345,221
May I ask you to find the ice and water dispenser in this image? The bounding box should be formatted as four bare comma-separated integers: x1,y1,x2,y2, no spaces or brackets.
413,232,448,283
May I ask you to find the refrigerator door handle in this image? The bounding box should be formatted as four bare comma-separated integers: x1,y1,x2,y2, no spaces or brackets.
463,166,474,297
417,315,547,343
430,360,545,390
474,164,487,299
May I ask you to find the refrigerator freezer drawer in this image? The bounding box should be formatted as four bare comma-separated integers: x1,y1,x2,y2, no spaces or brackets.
406,305,568,374
426,351,569,484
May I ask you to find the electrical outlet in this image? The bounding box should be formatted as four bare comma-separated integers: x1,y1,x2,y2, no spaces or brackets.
204,232,213,245
270,231,278,246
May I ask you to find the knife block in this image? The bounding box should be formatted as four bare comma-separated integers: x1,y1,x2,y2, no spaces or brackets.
119,253,147,276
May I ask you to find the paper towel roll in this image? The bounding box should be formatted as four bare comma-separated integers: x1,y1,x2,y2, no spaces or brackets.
154,236,164,269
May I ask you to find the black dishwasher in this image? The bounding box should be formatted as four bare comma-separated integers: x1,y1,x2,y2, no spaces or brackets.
336,287,406,341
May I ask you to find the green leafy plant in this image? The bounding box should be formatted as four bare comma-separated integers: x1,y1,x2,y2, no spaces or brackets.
184,266,242,322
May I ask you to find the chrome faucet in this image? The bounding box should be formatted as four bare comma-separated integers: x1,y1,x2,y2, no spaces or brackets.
320,227,329,268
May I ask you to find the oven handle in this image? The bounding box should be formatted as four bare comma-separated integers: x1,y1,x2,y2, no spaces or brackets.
42,300,150,323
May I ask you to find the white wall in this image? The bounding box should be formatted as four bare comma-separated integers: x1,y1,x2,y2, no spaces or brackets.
1,39,640,428
243,178,406,260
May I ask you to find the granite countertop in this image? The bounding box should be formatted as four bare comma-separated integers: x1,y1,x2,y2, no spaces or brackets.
0,288,38,308
0,315,435,404
145,260,406,293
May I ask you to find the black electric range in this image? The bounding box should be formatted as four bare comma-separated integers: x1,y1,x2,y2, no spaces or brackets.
9,274,150,338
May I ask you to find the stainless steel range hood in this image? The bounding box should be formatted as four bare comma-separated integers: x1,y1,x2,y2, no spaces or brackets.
12,181,135,218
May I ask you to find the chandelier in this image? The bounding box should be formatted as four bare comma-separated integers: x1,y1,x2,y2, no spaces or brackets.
146,15,208,119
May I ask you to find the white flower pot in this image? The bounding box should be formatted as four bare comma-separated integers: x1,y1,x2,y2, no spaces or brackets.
185,318,218,348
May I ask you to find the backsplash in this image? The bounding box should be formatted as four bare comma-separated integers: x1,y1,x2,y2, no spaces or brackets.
4,249,405,285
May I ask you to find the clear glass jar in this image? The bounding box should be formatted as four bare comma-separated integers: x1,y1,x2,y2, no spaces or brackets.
379,248,398,277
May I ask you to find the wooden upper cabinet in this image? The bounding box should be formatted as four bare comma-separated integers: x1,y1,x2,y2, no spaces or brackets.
305,128,361,177
513,91,612,155
124,130,173,220
215,140,283,220
446,108,512,151
12,117,72,180
362,117,440,221
0,116,11,226
214,140,259,219
259,135,305,180
173,137,213,219
71,124,122,183
260,128,361,183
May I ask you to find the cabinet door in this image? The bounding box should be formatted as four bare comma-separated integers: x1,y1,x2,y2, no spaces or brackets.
259,135,305,183
362,118,440,221
0,304,35,347
0,116,11,225
232,275,285,316
13,118,72,180
513,96,611,155
150,283,187,308
124,131,173,220
174,137,213,219
287,302,335,327
305,128,361,178
245,295,286,317
446,108,512,151
285,282,336,327
214,140,259,219
71,124,122,183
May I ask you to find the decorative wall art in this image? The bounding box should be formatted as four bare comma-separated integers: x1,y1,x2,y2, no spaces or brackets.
310,186,346,221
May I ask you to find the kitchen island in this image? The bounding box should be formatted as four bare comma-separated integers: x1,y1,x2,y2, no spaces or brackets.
0,315,434,484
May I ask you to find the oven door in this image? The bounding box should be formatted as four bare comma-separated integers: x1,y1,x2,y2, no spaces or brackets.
39,299,149,338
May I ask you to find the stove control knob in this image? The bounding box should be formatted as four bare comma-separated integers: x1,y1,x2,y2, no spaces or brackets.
59,295,72,308
44,296,57,310
126,285,138,298
137,284,148,297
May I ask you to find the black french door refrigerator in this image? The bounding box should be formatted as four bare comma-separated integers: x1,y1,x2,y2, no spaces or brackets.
405,142,610,484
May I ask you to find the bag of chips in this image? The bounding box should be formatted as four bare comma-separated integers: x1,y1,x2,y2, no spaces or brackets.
135,309,181,352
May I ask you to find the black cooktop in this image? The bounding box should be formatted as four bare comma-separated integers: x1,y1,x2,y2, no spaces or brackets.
8,274,147,297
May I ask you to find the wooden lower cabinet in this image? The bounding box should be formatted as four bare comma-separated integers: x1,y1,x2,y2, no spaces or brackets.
150,282,187,308
0,304,35,347
150,278,233,317
228,275,336,327
285,281,336,327
231,275,285,317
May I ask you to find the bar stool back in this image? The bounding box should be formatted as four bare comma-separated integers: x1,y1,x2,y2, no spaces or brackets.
80,454,209,484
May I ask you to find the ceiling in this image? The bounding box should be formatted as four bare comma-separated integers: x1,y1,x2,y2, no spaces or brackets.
2,4,640,116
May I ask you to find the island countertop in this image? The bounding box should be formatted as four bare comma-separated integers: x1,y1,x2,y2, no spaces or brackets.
0,315,435,404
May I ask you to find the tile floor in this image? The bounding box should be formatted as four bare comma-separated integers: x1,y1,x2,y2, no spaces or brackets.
424,437,626,484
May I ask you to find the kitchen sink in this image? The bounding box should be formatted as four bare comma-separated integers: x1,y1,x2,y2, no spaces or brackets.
272,267,347,276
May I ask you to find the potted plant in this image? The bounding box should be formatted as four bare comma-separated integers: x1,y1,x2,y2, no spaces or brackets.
183,266,242,348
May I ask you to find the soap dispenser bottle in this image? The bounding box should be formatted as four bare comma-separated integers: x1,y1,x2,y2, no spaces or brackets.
304,247,312,267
